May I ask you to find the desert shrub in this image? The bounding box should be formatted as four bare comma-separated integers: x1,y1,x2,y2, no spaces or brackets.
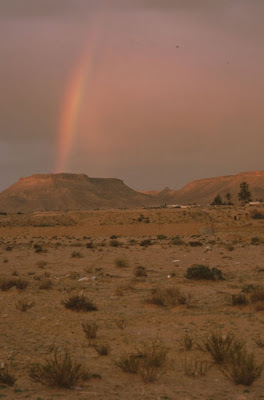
171,236,185,246
140,239,152,247
241,284,259,294
222,348,263,385
134,266,148,277
138,341,168,382
116,354,140,374
180,333,194,351
251,237,261,245
116,340,168,382
251,210,264,220
148,287,187,307
185,265,223,281
197,331,244,365
34,244,43,253
182,356,211,377
95,344,110,356
226,244,235,251
157,234,167,240
62,295,98,312
110,239,122,247
39,278,52,290
114,258,129,268
0,364,16,386
110,235,118,239
82,322,98,343
15,299,35,312
29,352,91,388
86,242,94,249
232,293,248,306
189,241,203,247
71,251,83,258
5,246,12,251
249,286,264,303
0,276,28,291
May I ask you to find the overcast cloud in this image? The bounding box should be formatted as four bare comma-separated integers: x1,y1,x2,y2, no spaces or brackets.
0,0,263,191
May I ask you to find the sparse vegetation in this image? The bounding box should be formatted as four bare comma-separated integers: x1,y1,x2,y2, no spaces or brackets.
185,265,223,281
197,331,244,365
0,276,28,291
114,257,129,268
222,348,263,386
0,364,16,386
182,356,211,377
15,299,35,312
62,295,98,312
231,293,248,306
29,352,91,388
148,287,187,307
134,265,148,277
95,344,110,356
71,251,83,258
110,239,122,247
39,278,52,290
82,322,98,343
140,239,152,247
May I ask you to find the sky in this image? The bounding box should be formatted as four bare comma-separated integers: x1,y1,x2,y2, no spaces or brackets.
0,0,263,191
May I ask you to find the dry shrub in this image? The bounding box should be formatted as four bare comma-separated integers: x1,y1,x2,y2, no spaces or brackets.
148,287,187,307
62,295,98,312
114,258,129,268
116,340,168,382
82,322,98,344
182,356,211,376
0,276,28,291
197,331,244,365
254,337,264,348
185,265,223,281
222,349,263,386
0,364,16,386
231,293,248,306
95,344,110,356
134,266,148,277
15,299,35,312
180,333,194,351
115,318,127,330
29,352,91,388
250,286,264,303
71,251,83,258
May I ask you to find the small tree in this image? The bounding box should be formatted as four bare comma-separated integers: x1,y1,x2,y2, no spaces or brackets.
211,194,223,206
238,182,251,205
226,193,231,202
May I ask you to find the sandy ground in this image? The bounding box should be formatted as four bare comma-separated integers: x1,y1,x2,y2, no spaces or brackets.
0,206,264,400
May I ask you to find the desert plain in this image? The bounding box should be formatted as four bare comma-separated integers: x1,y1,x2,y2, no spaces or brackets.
0,205,264,400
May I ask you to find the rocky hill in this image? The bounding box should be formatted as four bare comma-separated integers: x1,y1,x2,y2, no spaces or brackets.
143,171,264,206
0,173,154,213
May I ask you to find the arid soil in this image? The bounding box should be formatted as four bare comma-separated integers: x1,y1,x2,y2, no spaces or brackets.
0,206,264,400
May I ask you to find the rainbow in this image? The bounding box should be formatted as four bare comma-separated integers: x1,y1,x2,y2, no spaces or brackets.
56,13,105,173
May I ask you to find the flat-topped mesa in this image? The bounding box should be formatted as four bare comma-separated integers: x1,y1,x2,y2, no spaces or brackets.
0,173,154,212
18,173,90,183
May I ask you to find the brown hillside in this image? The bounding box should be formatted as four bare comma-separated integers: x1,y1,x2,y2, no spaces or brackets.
144,171,264,205
0,173,154,213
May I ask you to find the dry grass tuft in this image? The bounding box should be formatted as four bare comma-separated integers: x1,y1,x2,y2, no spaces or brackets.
29,352,91,388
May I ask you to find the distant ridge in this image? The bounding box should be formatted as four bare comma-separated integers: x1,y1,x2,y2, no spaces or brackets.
0,173,154,212
143,171,264,205
0,171,263,212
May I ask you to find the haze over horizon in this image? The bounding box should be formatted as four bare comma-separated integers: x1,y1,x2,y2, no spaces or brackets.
0,0,263,192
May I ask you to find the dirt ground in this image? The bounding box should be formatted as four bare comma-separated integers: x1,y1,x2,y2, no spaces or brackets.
0,206,264,400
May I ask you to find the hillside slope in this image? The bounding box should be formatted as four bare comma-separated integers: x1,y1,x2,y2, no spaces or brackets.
144,171,264,205
0,173,154,212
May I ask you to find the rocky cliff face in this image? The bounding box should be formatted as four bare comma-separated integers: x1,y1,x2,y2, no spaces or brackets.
0,173,154,212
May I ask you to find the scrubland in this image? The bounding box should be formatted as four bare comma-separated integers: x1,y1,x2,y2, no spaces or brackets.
0,206,264,399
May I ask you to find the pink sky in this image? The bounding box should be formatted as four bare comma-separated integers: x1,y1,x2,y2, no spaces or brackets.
0,0,263,191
